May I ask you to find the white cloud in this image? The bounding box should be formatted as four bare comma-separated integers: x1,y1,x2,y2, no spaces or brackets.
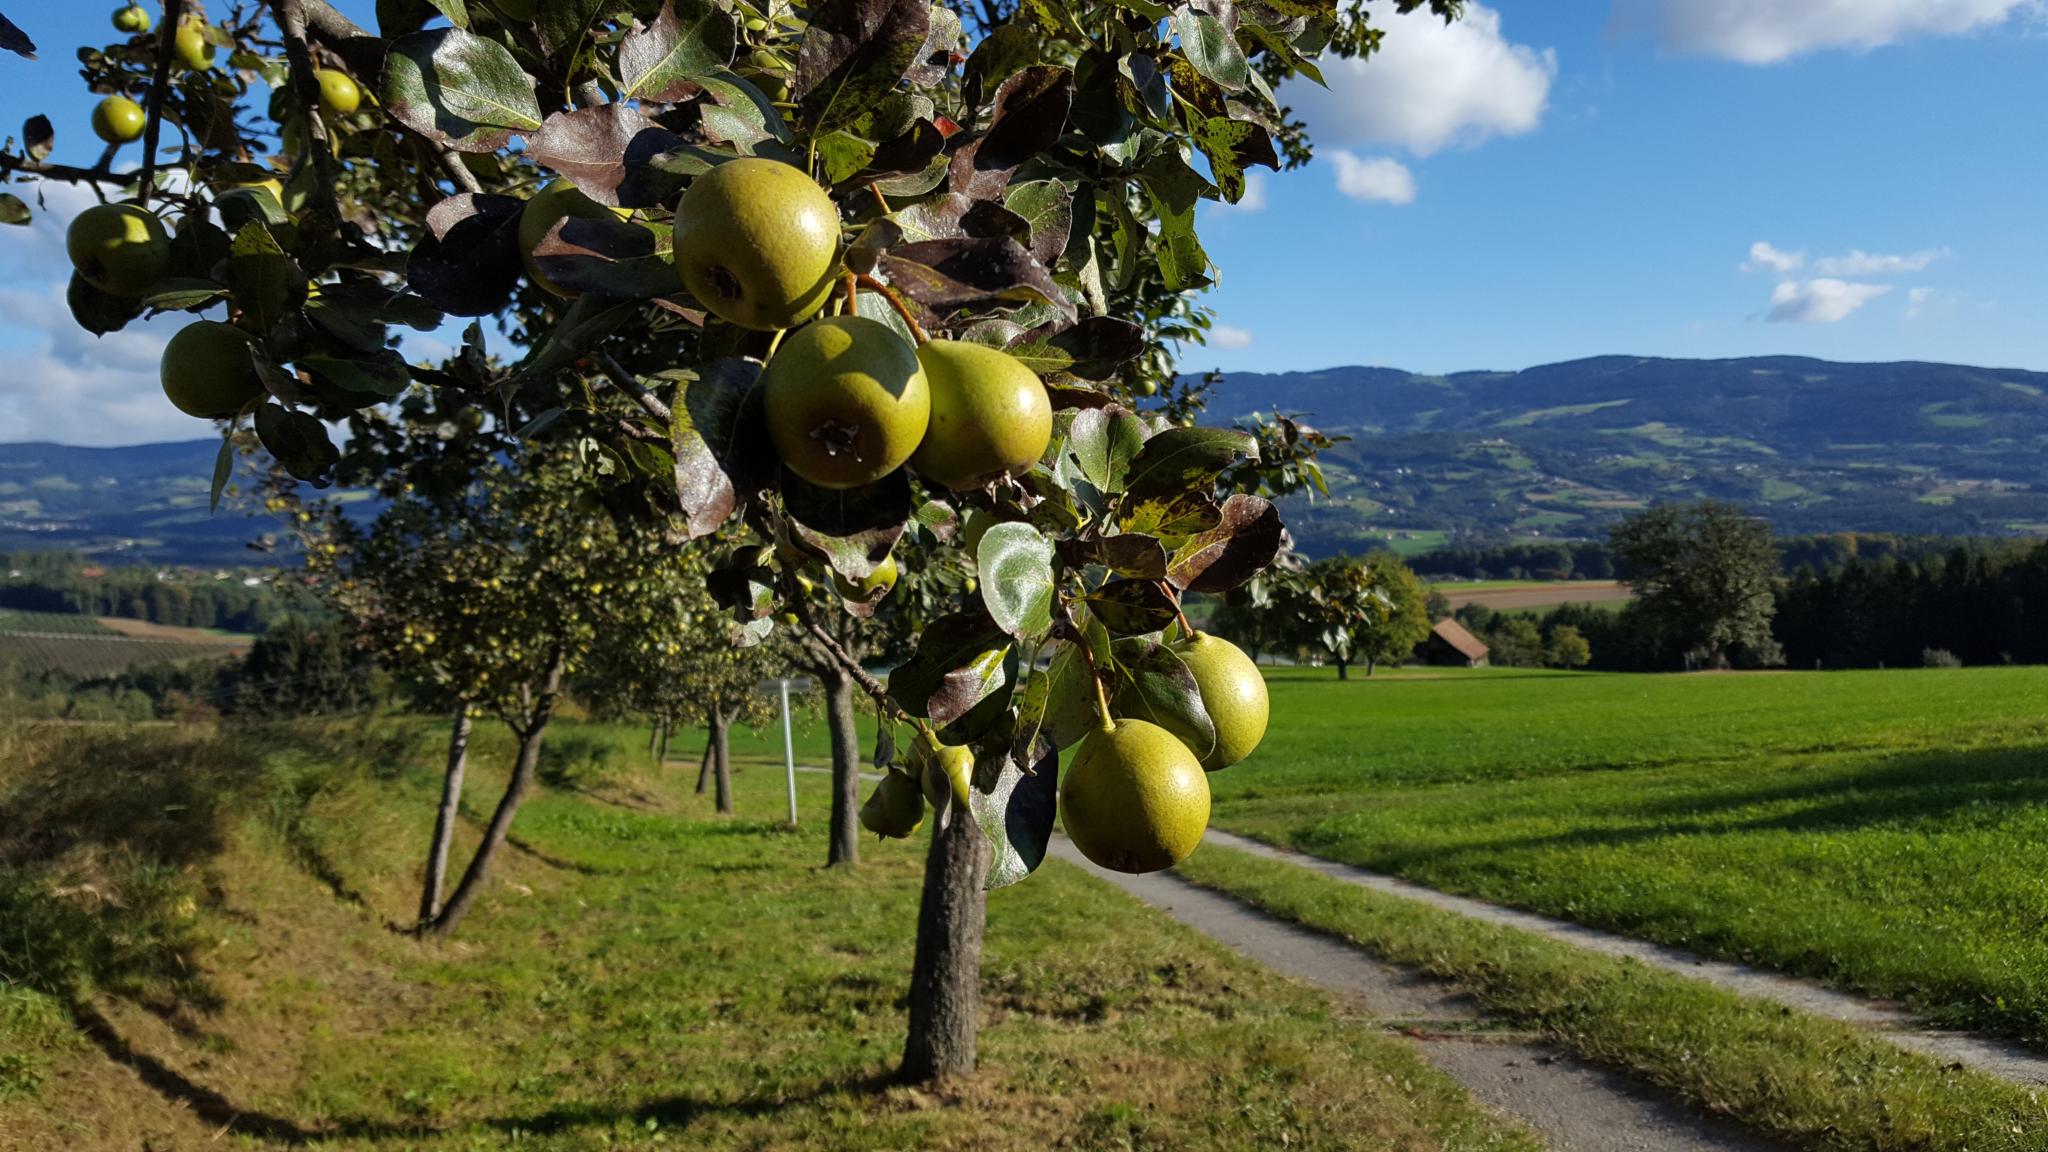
1743,241,1805,273
1331,153,1417,204
1609,0,2035,64
1768,278,1891,323
1812,247,1948,275
1286,2,1555,156
1208,172,1269,214
1209,325,1254,350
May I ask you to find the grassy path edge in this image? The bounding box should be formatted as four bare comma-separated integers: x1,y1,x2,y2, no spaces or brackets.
1174,844,2048,1152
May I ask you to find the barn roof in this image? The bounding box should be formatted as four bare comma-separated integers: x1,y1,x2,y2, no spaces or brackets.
1431,618,1489,659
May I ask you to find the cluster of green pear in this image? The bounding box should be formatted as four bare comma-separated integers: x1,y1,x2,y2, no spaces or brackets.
519,159,1055,495
61,37,362,420
860,629,1270,877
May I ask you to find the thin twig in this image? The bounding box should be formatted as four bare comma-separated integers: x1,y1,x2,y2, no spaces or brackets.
0,154,163,187
785,566,913,723
138,0,184,208
610,417,668,444
854,273,929,344
595,352,674,424
275,0,343,225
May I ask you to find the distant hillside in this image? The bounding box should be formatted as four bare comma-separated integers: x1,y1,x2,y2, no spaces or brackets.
1196,355,2048,556
11,352,2048,564
0,441,303,567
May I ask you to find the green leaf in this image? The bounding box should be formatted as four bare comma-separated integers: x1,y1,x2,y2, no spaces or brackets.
1042,643,1100,750
428,0,468,29
299,352,413,401
696,69,793,144
977,521,1056,641
1110,637,1216,761
1119,491,1222,540
960,21,1036,110
1192,117,1256,204
889,611,1012,725
1064,407,1146,495
383,28,544,154
224,221,303,335
140,278,228,311
253,403,340,484
208,435,234,514
620,0,736,100
1056,534,1167,580
1100,188,1144,292
1174,9,1247,92
795,0,932,137
0,193,27,225
1166,494,1283,593
1137,151,1213,290
970,743,1058,891
538,0,609,58
782,466,912,583
1123,426,1258,499
815,130,878,184
1082,578,1178,638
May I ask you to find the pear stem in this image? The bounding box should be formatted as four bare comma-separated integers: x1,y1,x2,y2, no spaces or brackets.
854,274,929,345
1074,636,1114,733
765,326,786,360
869,182,889,214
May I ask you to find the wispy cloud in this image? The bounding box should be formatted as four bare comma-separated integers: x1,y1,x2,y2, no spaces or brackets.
1330,153,1417,204
1609,0,2034,65
1742,241,1805,273
1812,248,1949,276
1768,279,1891,323
1209,325,1255,350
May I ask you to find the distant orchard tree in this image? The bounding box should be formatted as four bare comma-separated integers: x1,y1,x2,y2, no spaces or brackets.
1285,556,1394,680
1354,554,1433,676
1547,625,1592,669
1609,500,1784,668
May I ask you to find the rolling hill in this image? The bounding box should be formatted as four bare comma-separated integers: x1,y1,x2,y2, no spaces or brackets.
1198,355,2048,556
7,353,2047,565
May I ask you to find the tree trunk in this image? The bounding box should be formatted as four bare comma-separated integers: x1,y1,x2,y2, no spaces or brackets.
429,657,562,938
1365,656,1376,677
695,729,714,795
1335,656,1349,681
821,668,861,867
649,718,660,759
658,718,670,764
418,705,470,926
712,707,734,816
901,802,989,1082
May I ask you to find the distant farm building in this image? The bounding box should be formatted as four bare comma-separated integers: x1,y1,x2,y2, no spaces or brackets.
1419,619,1489,668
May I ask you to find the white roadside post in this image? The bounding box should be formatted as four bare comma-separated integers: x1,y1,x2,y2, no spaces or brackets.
757,677,811,825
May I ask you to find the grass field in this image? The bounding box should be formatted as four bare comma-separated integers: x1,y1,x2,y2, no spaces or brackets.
1212,665,2048,1046
0,717,1535,1151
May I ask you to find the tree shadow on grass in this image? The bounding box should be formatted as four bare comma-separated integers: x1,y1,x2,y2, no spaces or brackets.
478,1067,904,1138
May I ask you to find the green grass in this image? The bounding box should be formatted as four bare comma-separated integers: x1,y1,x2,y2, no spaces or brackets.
1213,665,2048,1046
1173,845,2048,1152
0,717,1535,1151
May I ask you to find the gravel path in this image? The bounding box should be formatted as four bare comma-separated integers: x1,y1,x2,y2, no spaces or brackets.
1050,837,1777,1152
1203,829,2048,1087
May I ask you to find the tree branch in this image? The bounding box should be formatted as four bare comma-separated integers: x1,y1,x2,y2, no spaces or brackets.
786,568,913,723
297,0,385,77
274,0,343,225
0,154,170,187
138,0,184,208
595,352,674,424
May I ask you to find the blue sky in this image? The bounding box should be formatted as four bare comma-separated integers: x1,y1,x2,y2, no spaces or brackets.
0,0,2042,445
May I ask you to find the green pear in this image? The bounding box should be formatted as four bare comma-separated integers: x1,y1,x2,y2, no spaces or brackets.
860,768,926,839
909,340,1053,490
1059,719,1209,874
315,70,361,116
92,97,146,145
830,555,898,602
175,17,214,70
67,203,168,296
160,322,265,418
1170,631,1268,771
112,5,151,32
761,315,928,489
672,158,839,331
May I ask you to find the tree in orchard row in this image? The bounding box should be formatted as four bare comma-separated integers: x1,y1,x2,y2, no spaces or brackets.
13,0,1462,1082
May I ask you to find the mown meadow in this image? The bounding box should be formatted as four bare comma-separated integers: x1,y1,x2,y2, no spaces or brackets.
1210,665,2048,1045
0,715,1534,1151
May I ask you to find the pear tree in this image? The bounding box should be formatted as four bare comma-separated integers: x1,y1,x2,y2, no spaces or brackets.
11,0,1462,1082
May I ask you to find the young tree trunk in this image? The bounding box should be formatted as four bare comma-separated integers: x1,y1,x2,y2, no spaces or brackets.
1365,656,1377,677
649,719,661,759
821,668,861,867
695,729,714,795
712,707,734,816
658,718,670,764
1335,655,1350,681
429,657,562,939
901,803,989,1082
418,705,471,926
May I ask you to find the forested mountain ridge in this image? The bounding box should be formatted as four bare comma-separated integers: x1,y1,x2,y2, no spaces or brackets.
1195,355,2048,555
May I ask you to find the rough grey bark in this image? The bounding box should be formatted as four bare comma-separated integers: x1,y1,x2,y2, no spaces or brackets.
822,668,862,866
658,719,671,764
900,802,989,1082
429,655,563,938
418,705,471,926
695,730,714,795
712,707,734,816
